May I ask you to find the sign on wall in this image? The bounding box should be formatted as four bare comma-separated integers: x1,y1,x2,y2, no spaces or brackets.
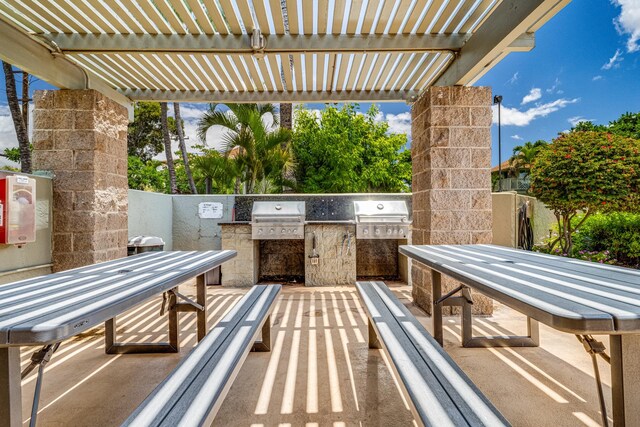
198,202,224,219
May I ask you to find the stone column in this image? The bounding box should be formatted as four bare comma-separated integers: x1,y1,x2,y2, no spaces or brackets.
411,86,493,315
32,89,129,272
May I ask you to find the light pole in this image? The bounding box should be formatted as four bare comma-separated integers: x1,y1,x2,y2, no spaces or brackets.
493,95,503,192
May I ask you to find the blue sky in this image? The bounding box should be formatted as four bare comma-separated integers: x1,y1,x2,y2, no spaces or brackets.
1,0,639,167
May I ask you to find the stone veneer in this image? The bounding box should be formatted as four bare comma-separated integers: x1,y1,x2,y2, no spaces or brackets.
305,224,357,286
32,89,128,272
221,224,258,286
411,86,493,315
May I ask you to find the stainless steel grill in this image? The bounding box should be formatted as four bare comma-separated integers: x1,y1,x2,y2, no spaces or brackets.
251,201,305,239
354,200,410,239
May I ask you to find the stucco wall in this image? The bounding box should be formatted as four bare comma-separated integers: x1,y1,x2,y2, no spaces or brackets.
172,195,234,251
491,192,555,248
128,190,174,250
0,171,53,284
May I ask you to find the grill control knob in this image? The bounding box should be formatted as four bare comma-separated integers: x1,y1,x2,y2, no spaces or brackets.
375,228,380,236
363,229,369,234
270,228,274,234
258,229,263,235
282,228,286,233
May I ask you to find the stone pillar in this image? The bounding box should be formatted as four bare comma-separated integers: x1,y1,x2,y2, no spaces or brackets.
411,86,493,315
32,90,129,272
221,224,259,286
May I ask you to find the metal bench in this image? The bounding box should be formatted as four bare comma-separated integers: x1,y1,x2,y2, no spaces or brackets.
356,281,510,427
121,284,281,427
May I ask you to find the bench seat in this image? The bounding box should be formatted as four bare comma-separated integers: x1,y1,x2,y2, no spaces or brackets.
356,281,510,427
122,284,281,427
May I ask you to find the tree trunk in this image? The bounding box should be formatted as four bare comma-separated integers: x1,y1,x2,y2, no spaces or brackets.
173,103,197,194
280,103,292,129
2,61,31,173
160,102,178,194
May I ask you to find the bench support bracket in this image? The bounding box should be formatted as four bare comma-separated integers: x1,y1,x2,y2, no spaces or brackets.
252,315,272,352
105,274,209,354
431,270,539,348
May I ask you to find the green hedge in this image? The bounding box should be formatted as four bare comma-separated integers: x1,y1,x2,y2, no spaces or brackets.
573,212,640,268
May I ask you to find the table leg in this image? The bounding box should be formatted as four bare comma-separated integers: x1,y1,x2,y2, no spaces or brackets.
611,334,640,426
196,274,207,342
432,270,443,346
0,347,21,427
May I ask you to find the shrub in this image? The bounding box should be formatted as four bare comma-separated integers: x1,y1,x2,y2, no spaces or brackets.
529,131,640,254
573,212,640,267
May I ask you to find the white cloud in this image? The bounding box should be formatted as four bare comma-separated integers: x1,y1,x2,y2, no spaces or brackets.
613,0,640,52
385,112,411,137
493,98,579,127
567,116,596,127
521,88,542,105
546,77,561,94
511,135,523,140
602,49,624,69
508,72,519,84
592,75,603,81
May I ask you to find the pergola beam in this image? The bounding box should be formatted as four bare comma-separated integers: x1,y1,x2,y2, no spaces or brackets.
434,0,567,86
0,19,132,110
121,89,421,103
41,33,470,55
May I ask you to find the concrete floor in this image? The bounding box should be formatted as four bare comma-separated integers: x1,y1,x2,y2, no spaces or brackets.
19,282,611,426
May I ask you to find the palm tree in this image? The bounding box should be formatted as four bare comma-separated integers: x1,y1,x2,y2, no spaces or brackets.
2,61,31,173
190,150,238,194
173,103,197,193
196,104,292,194
160,102,178,194
510,140,547,177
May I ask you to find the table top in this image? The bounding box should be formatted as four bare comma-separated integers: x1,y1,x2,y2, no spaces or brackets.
400,244,640,335
0,250,236,346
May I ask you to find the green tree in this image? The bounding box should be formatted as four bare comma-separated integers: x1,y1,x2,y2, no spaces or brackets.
529,131,640,254
609,112,640,140
196,103,292,193
570,121,607,133
509,140,547,177
127,156,167,192
292,104,410,193
128,102,177,161
189,147,239,194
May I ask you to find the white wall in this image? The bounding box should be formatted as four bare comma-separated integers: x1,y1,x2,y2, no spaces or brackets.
128,190,174,250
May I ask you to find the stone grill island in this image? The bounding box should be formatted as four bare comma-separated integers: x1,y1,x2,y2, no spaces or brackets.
220,195,411,287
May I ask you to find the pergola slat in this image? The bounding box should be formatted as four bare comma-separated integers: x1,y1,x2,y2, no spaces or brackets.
445,0,477,34
317,0,329,34
388,0,415,34
45,0,102,34
94,54,149,89
286,0,299,34
266,56,284,91
210,55,236,91
374,1,396,34
292,53,303,91
202,0,229,34
268,0,286,33
316,53,327,91
403,0,430,34
302,1,314,35
115,2,160,34
416,0,444,34
383,52,412,90
335,54,349,91
345,54,365,91
280,54,294,91
155,0,189,35
332,0,346,35
191,54,223,90
305,53,314,92
242,55,266,91
109,54,160,89
137,1,174,34
361,0,381,34
70,54,128,88
171,0,203,34
417,52,452,87
235,0,256,34
226,55,253,91
460,0,497,33
136,54,182,90
173,53,207,89
433,0,464,34
5,1,55,33
347,0,364,34
102,0,145,33
255,56,274,91
0,3,45,33
184,0,216,34
374,53,401,90
253,0,272,34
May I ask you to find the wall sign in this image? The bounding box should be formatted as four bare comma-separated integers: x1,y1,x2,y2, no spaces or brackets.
198,202,224,219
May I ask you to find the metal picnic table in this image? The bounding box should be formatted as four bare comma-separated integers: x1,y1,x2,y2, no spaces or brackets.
400,244,640,427
0,249,236,427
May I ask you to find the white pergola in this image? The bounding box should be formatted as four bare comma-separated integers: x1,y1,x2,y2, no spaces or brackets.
0,0,569,108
